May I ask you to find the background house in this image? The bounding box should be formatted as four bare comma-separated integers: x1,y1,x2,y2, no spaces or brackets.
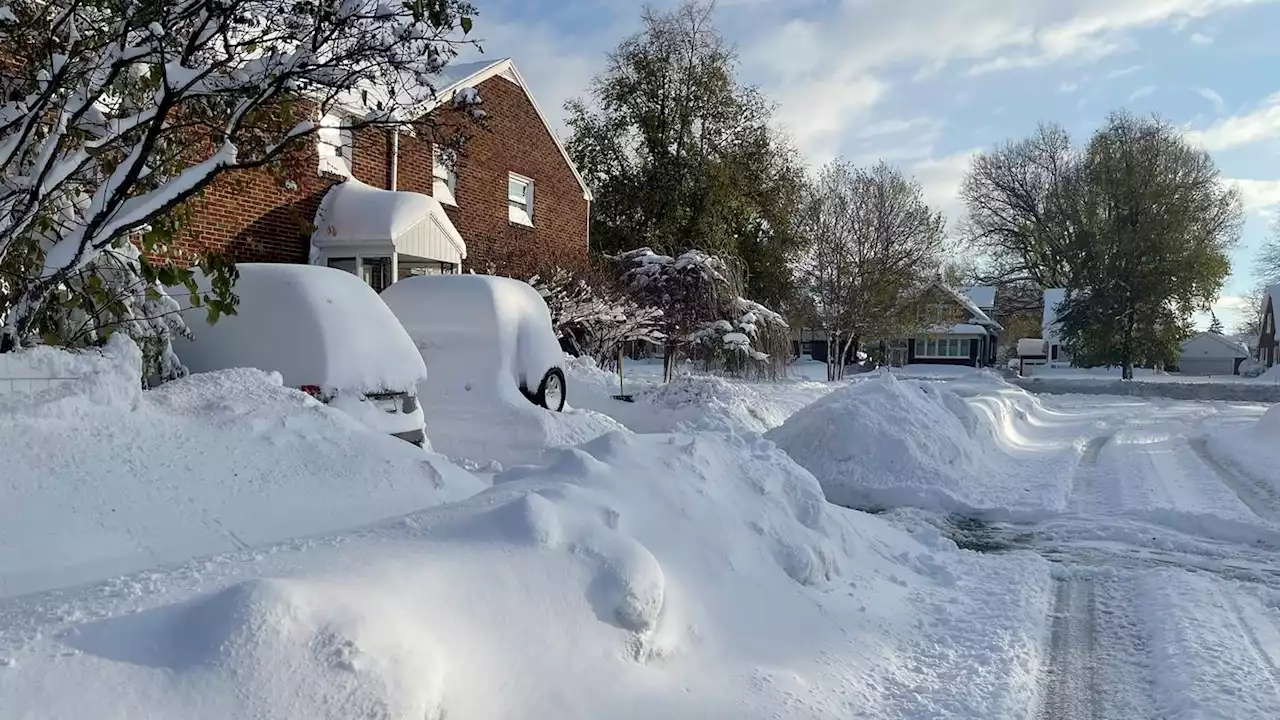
904,283,1002,368
168,58,592,289
1258,284,1280,367
1178,331,1249,376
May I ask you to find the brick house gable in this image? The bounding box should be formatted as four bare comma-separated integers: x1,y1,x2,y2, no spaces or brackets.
170,59,591,279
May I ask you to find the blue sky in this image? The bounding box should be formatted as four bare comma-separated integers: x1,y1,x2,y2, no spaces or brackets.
463,0,1280,330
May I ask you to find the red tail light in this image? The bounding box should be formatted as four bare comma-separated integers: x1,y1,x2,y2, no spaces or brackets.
300,385,324,399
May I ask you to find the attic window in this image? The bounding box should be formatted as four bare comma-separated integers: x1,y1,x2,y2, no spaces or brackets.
317,113,353,177
508,173,533,226
433,147,457,206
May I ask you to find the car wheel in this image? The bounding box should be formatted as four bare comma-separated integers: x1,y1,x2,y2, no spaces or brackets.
533,368,566,412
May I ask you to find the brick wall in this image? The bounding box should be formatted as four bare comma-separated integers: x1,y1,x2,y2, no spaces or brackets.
171,68,590,276
432,75,590,276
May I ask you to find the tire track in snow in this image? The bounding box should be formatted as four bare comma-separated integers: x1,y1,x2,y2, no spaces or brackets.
1038,575,1099,720
1189,437,1280,525
1220,586,1280,692
1068,431,1115,514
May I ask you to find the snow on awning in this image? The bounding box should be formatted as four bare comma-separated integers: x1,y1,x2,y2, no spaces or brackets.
311,179,466,265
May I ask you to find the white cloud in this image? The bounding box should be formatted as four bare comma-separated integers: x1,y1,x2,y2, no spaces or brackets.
1129,85,1158,100
909,149,983,225
1190,31,1215,43
1059,81,1081,93
1196,87,1226,113
1231,179,1280,212
771,75,889,161
855,117,945,139
1106,64,1144,79
1194,294,1252,331
1186,93,1280,150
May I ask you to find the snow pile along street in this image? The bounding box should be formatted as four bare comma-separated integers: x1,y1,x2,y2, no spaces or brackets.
0,337,482,598
565,355,836,435
767,373,1085,515
0,347,1053,719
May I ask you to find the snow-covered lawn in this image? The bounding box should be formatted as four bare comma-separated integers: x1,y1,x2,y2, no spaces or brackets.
6,344,1280,718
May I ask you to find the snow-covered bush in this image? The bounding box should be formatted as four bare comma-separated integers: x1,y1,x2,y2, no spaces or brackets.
528,267,664,367
611,248,786,381
0,0,478,371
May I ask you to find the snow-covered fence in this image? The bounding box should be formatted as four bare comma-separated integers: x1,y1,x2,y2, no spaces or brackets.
0,355,80,396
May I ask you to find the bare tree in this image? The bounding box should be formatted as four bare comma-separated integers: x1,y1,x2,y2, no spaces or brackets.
795,160,944,380
959,123,1088,289
0,0,478,368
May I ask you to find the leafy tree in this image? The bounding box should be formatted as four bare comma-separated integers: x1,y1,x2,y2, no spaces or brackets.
794,160,944,380
564,0,805,309
0,0,477,375
1055,112,1241,377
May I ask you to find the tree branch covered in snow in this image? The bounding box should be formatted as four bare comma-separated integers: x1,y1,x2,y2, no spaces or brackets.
0,0,478,356
529,267,665,366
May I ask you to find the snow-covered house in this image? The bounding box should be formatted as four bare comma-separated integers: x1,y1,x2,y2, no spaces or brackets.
1257,284,1280,367
174,58,593,288
1178,332,1250,376
1042,288,1072,367
904,283,1003,368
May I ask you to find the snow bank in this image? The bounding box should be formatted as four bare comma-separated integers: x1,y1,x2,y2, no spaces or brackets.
0,342,482,598
174,263,426,394
2,430,1051,720
767,374,1081,515
0,333,142,411
1204,404,1280,501
564,355,836,435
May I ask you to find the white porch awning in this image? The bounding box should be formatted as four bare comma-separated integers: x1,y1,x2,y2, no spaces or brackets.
310,179,466,266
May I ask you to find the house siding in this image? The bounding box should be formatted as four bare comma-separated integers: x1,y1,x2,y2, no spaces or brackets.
433,75,589,276
168,71,589,276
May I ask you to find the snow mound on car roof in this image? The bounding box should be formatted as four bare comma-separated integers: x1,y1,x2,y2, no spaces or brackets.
381,274,564,407
174,263,426,394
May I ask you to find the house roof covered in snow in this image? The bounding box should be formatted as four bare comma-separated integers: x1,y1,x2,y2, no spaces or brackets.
931,282,1002,332
1181,331,1249,358
311,179,466,265
960,285,996,310
405,58,593,202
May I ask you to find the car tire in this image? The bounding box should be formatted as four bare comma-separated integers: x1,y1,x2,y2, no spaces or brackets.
532,368,566,412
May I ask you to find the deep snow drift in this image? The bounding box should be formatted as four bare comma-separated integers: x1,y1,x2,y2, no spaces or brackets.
767,373,1088,515
0,337,481,598
1,429,1052,720
565,355,838,435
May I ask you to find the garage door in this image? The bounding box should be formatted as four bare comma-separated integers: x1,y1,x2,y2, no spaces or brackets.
1178,357,1237,376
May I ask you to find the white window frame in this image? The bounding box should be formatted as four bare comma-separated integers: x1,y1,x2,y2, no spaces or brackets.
508,172,533,226
317,113,354,177
917,337,971,359
433,146,458,206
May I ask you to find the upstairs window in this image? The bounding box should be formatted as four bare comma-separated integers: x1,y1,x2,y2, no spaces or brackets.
508,173,533,226
317,113,353,177
433,147,458,205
